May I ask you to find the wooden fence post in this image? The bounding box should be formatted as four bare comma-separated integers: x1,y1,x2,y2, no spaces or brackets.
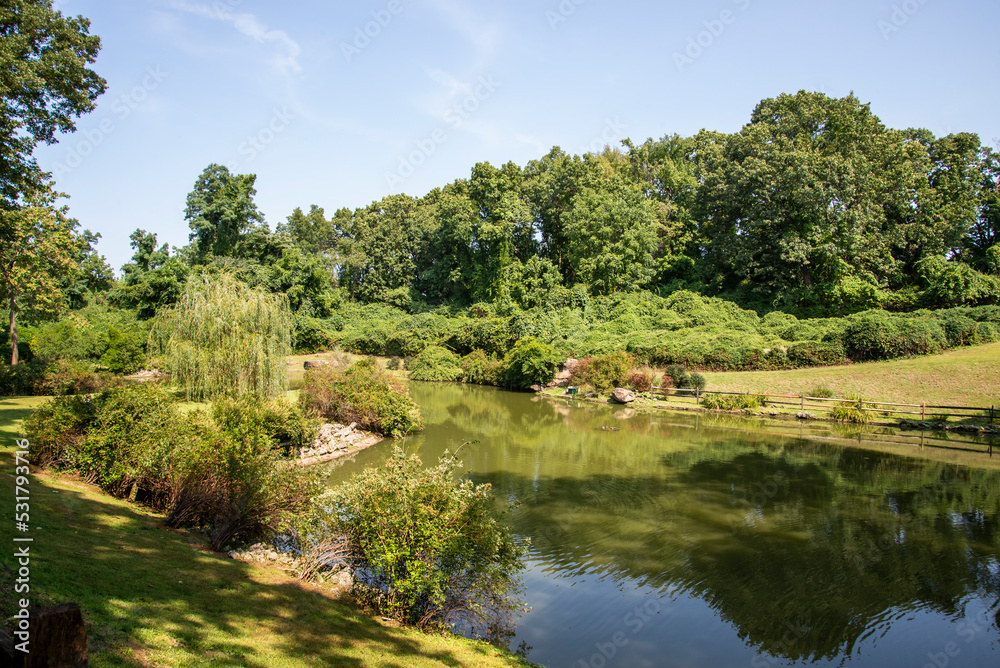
696,388,700,405
800,393,804,410
921,403,925,420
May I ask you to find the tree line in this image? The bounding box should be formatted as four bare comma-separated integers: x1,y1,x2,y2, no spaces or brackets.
3,0,999,369
113,91,1000,328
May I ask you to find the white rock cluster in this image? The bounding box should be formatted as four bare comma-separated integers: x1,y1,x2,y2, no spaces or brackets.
300,422,365,460
229,541,353,593
228,542,297,568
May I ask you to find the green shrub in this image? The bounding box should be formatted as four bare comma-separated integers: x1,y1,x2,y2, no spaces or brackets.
937,312,997,347
571,351,633,392
0,359,46,396
808,385,834,398
501,337,561,390
23,394,97,467
35,359,124,396
787,341,846,367
688,372,707,391
72,384,179,499
407,345,463,382
299,447,525,638
29,319,86,360
212,393,317,453
25,385,320,551
663,364,690,389
299,358,422,437
386,356,403,370
830,396,877,424
842,311,947,361
101,326,147,374
461,350,504,386
701,393,760,411
293,315,334,353
165,409,321,551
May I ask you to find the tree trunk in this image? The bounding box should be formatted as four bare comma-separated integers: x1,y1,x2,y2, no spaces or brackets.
9,291,17,366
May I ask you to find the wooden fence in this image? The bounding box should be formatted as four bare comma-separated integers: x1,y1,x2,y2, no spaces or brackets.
651,387,997,424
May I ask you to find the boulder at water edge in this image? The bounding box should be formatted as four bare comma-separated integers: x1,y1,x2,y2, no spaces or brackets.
611,388,636,404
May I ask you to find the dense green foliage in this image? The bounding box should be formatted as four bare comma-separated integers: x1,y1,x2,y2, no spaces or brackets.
700,393,761,411
500,337,561,390
570,352,633,392
298,447,525,638
0,0,106,207
7,91,1000,396
23,385,319,551
298,358,422,437
407,345,464,382
150,274,292,400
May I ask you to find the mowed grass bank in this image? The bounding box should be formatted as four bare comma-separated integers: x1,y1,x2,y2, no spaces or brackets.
703,342,1000,408
0,397,533,668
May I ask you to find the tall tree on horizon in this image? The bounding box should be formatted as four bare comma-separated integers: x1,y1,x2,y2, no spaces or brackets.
185,164,265,261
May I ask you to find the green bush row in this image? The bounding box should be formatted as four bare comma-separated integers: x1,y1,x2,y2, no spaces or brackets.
24,385,320,551
288,292,1000,382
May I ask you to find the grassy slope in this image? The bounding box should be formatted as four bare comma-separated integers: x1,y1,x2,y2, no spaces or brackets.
703,341,1000,407
0,397,532,668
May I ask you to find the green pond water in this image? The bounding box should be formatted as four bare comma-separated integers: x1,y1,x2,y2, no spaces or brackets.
324,382,1000,668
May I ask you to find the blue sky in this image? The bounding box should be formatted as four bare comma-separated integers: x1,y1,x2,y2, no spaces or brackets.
33,0,1000,273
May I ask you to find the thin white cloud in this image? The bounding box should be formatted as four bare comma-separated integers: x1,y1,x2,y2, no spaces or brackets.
169,1,301,76
514,133,548,156
423,0,501,67
425,68,474,99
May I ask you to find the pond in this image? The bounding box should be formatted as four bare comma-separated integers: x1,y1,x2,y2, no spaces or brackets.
324,382,1000,668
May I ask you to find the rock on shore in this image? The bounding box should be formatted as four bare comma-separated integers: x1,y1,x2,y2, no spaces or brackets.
297,422,383,465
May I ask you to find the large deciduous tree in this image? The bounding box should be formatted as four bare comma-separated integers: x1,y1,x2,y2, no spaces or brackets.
695,91,930,309
0,0,106,208
337,194,430,304
279,204,335,254
0,195,82,364
185,164,265,261
564,177,662,295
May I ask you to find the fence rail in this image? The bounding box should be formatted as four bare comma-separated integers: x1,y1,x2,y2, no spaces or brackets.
650,387,996,424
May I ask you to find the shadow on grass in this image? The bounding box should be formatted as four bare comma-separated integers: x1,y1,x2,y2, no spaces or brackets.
0,467,503,668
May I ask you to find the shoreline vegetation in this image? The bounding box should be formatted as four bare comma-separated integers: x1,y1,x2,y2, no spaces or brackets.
0,396,536,668
3,6,998,666
3,341,998,665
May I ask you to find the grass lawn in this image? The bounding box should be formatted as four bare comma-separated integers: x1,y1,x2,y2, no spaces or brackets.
703,341,1000,408
0,397,533,668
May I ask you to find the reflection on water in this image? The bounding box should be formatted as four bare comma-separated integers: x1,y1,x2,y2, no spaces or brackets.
325,382,1000,668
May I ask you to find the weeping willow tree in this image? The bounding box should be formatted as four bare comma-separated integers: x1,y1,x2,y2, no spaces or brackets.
151,274,293,400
